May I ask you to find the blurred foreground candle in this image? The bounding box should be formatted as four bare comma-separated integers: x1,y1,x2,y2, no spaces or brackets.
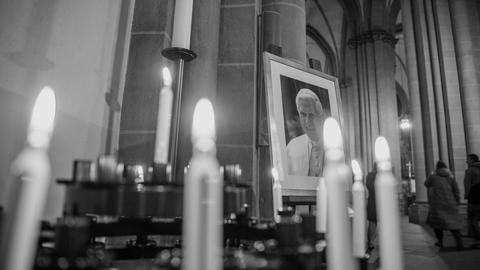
154,67,173,163
374,137,403,270
271,168,282,222
351,159,366,258
182,99,222,270
172,0,193,49
1,86,56,270
316,176,327,233
323,118,356,270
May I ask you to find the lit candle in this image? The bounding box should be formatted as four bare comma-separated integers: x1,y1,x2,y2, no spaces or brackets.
374,137,404,270
323,118,356,270
316,176,327,233
171,0,194,49
271,168,282,222
154,67,173,163
1,86,56,270
182,99,222,270
351,159,366,258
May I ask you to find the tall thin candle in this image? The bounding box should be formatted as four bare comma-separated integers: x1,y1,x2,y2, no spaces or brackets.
316,176,327,233
323,118,356,270
374,137,404,270
1,86,56,270
171,0,194,49
182,99,222,270
271,168,282,222
154,67,173,163
351,159,366,258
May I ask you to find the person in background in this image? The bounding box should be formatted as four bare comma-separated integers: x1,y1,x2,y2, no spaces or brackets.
286,88,328,177
425,161,463,249
464,153,480,246
365,162,377,254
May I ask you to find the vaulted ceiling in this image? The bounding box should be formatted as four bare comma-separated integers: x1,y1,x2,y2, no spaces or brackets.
305,0,408,115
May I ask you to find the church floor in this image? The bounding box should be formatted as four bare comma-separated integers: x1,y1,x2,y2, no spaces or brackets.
367,216,480,270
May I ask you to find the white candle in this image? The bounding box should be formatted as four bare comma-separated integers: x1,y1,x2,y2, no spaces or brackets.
182,99,222,270
351,159,366,258
316,176,327,233
154,67,173,163
1,86,56,270
271,168,282,222
171,0,194,49
323,118,356,270
374,137,404,270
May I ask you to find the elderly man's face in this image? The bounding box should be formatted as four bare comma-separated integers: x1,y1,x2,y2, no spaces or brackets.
297,99,325,142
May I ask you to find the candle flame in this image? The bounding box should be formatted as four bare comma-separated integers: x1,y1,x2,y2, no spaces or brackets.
136,165,144,177
271,168,279,182
374,136,391,163
162,67,172,86
192,98,215,151
27,86,56,148
323,117,343,150
351,160,362,180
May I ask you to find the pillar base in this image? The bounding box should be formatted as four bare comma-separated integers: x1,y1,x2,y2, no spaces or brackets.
407,202,429,225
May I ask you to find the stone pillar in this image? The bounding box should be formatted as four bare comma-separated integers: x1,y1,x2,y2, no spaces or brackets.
258,0,306,219
403,0,469,200
262,0,306,63
435,0,467,192
450,0,480,154
348,30,401,182
216,0,257,215
343,37,362,166
402,0,428,203
175,0,221,182
402,0,469,223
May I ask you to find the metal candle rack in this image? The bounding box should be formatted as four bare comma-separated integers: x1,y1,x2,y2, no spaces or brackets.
161,46,196,183
62,156,250,218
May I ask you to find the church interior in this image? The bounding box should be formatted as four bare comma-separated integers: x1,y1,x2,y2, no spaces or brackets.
1,0,480,269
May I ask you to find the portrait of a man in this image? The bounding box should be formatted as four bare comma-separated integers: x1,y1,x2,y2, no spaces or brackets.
285,88,328,177
263,52,340,193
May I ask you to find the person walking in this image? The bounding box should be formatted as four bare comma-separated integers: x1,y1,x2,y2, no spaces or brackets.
425,161,463,249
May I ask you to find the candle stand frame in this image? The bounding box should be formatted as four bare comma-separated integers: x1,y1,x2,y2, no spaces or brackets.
161,47,196,183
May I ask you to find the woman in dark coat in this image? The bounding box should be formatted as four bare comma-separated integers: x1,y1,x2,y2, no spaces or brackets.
425,161,463,249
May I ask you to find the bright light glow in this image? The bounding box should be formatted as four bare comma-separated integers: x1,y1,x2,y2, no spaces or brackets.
235,165,242,178
27,86,56,148
399,118,411,130
374,136,391,163
162,67,172,86
271,168,279,182
351,160,362,180
323,117,343,150
135,165,144,182
192,99,215,150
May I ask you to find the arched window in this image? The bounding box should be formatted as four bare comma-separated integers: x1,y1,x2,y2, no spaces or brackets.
306,26,337,76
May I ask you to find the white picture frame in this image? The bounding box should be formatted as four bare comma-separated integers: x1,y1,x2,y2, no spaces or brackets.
263,52,343,196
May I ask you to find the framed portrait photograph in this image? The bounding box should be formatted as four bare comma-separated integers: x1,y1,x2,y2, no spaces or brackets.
263,52,343,196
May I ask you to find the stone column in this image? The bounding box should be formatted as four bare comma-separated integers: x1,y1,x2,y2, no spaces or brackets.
262,0,306,63
258,0,306,219
402,0,469,223
434,0,467,192
348,30,401,182
401,0,429,203
450,0,480,154
216,0,257,215
343,37,362,166
175,0,221,182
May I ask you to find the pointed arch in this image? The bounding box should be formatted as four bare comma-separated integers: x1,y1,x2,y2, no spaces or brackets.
306,25,339,76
